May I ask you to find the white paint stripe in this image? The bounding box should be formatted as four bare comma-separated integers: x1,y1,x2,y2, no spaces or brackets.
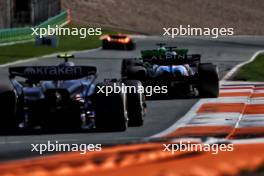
203,137,264,145
238,122,264,128
220,89,252,93
241,114,264,120
231,138,264,144
187,112,240,127
184,123,233,127
188,121,237,126
253,90,264,93
221,85,255,89
242,102,264,131
200,137,264,145
251,99,264,104
221,81,264,86
0,39,34,47
0,48,101,68
219,95,250,98
202,97,248,103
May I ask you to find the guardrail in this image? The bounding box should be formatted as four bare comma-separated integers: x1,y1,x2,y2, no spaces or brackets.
0,10,70,43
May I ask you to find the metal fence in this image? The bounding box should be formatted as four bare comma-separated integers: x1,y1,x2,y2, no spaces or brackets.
0,10,69,43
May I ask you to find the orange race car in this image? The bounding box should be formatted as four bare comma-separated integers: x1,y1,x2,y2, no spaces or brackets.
101,34,136,50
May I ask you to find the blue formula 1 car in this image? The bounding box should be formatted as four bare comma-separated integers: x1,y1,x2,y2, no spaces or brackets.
121,44,219,98
0,54,146,132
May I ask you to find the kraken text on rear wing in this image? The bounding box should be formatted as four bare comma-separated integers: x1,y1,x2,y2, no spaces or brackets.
9,66,97,80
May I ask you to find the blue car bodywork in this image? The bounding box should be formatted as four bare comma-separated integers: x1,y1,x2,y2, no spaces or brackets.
9,65,98,130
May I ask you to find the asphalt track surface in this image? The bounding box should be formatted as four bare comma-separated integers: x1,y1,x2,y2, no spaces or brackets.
0,36,263,162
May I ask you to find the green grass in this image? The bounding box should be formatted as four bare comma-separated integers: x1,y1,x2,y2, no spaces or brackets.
233,54,264,81
0,24,118,64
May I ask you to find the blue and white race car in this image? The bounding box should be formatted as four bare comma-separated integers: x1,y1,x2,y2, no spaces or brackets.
121,44,219,98
0,54,146,132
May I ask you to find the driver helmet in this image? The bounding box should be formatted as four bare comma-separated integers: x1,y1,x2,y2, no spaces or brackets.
158,47,167,53
166,51,177,59
171,51,177,56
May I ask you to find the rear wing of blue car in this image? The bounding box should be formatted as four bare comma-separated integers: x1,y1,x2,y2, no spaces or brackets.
9,66,97,81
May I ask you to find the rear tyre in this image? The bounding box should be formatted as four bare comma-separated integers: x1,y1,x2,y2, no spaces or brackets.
126,66,147,80
126,42,135,50
0,85,17,132
102,40,110,49
123,80,146,126
121,58,141,77
94,82,128,132
198,63,219,98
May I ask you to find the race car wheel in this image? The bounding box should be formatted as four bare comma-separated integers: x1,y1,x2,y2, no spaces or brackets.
122,80,146,126
94,82,128,132
102,40,110,49
126,42,136,50
126,66,147,80
121,58,141,77
198,63,219,98
0,85,17,132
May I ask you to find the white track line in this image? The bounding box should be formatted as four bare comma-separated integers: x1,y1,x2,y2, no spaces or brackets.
0,48,101,68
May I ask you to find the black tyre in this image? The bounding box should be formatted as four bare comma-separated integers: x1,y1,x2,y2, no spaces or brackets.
121,58,141,77
198,63,219,98
94,82,128,131
123,80,146,126
126,42,136,50
102,40,110,49
0,85,17,132
126,65,147,80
